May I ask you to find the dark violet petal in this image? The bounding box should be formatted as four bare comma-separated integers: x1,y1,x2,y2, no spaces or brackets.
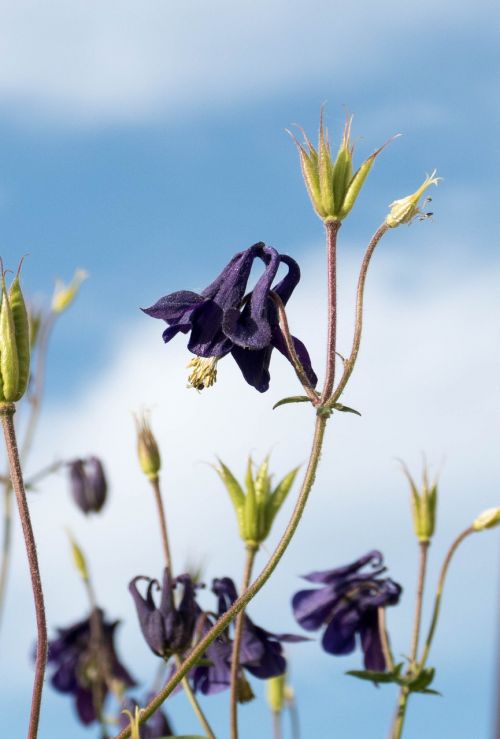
51,660,78,693
359,611,386,671
202,244,265,309
321,606,360,656
271,632,310,643
212,577,239,613
142,291,204,322
292,586,338,631
86,457,107,512
129,577,166,656
162,323,191,343
271,327,318,388
245,639,286,680
301,551,384,584
238,624,266,665
188,301,233,357
75,686,96,725
272,254,301,306
230,345,272,393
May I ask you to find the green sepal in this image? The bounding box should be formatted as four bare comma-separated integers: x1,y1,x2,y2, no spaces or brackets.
9,273,30,401
339,137,396,219
318,110,335,215
265,466,299,536
347,663,403,686
273,395,311,410
404,667,437,694
332,119,353,212
214,460,245,538
0,273,19,402
332,402,361,417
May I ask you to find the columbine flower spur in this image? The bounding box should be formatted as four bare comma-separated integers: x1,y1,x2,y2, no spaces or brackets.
143,242,317,392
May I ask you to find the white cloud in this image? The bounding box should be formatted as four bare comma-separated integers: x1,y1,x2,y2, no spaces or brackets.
1,237,499,732
0,0,493,124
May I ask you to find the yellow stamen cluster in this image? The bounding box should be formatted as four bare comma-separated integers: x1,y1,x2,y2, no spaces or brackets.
187,356,218,390
386,170,441,228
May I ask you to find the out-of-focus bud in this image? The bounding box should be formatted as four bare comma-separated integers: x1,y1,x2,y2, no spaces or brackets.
0,260,31,403
237,674,256,704
401,463,437,543
386,170,441,228
472,507,500,532
267,674,286,713
51,269,88,314
214,456,299,547
67,531,90,581
135,411,161,480
289,109,396,222
27,305,44,350
68,457,107,514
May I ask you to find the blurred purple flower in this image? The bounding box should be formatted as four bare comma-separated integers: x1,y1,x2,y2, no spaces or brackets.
143,242,317,392
191,577,305,696
129,568,200,659
47,609,135,726
68,457,107,514
292,551,402,671
119,694,173,738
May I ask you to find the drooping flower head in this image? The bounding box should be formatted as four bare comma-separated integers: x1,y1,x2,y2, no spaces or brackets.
47,609,135,726
119,694,174,738
129,568,200,659
68,457,107,514
143,242,317,392
191,577,305,697
292,551,402,671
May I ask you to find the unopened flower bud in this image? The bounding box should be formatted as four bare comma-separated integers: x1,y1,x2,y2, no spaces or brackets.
51,269,88,314
68,457,107,514
135,411,161,480
267,674,286,713
67,532,90,581
386,170,441,228
401,462,438,543
214,456,299,546
289,109,396,222
0,259,30,403
472,507,500,532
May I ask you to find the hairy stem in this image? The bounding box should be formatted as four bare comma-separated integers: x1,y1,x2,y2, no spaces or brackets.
0,403,47,739
320,220,341,403
174,655,216,739
409,541,429,664
270,292,318,404
0,314,55,631
229,544,258,739
390,687,409,739
150,476,173,571
328,223,389,408
113,414,328,739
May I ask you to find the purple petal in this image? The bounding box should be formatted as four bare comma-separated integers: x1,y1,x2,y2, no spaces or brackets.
142,291,204,322
230,345,272,393
301,551,384,584
271,327,318,388
292,586,337,630
321,606,360,656
359,610,386,671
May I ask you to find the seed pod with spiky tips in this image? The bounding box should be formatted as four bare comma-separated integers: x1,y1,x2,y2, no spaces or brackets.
401,463,438,543
0,259,31,403
214,456,299,548
289,109,397,222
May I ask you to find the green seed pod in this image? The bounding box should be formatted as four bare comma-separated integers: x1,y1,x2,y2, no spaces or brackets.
332,117,353,210
318,114,335,216
0,272,19,402
9,273,30,401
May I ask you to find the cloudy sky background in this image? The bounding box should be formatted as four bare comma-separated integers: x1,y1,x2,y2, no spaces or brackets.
0,1,499,737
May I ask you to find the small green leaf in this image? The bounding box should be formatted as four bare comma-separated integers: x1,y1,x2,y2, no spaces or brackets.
332,402,361,416
273,395,311,410
406,667,436,693
347,663,403,686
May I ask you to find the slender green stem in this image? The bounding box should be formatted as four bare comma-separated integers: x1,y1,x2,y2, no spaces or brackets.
229,544,258,739
149,474,215,739
272,710,283,739
320,220,341,403
378,607,395,672
149,476,173,571
113,414,328,739
0,403,47,739
288,695,300,739
327,223,389,408
409,541,429,665
418,527,474,669
174,654,215,739
391,688,409,739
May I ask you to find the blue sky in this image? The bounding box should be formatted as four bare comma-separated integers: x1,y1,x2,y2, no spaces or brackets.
0,1,499,737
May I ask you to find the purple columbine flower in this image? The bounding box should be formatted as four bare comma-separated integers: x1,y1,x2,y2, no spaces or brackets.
119,694,174,738
292,551,402,671
47,609,135,725
129,568,200,659
68,457,107,514
191,577,305,696
143,242,317,392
